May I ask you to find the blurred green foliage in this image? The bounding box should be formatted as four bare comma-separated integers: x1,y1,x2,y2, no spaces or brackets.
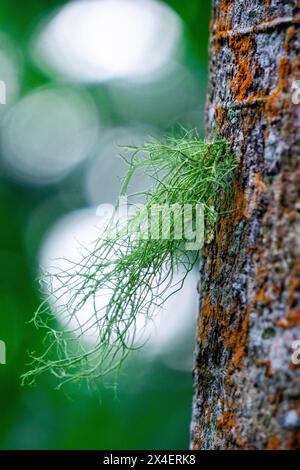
0,0,211,450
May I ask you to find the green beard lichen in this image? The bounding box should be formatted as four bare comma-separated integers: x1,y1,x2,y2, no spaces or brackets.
22,130,237,387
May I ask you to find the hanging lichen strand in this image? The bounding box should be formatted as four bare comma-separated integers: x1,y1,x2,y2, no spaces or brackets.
22,131,237,387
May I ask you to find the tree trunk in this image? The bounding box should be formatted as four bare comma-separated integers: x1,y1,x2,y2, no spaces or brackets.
191,0,300,450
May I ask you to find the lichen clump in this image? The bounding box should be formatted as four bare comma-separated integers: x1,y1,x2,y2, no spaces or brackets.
22,131,237,387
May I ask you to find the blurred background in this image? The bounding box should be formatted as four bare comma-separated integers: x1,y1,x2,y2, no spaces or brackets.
0,0,211,450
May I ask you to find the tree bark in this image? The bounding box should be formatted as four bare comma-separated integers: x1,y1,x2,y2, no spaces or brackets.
191,0,300,449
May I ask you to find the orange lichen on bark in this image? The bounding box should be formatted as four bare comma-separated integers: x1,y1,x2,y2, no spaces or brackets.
267,434,282,450
196,172,251,372
226,176,247,224
256,285,272,306
198,294,250,370
276,318,289,328
204,174,246,274
287,430,300,449
191,421,201,450
215,105,227,129
289,277,300,311
277,277,300,328
255,172,266,193
216,0,234,32
196,296,213,345
199,299,251,371
286,310,300,327
255,286,267,303
227,304,251,368
206,408,212,426
286,209,298,222
277,310,300,328
284,26,296,52
197,297,226,354
235,437,248,448
243,172,267,220
289,362,299,371
214,0,234,51
216,394,253,448
217,401,236,432
255,360,274,377
217,410,235,429
265,56,292,122
229,34,255,102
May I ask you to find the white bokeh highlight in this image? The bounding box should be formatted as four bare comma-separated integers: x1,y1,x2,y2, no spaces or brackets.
1,86,99,184
32,0,182,83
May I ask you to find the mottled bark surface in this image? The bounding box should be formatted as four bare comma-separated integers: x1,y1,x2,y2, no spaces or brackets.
191,0,300,449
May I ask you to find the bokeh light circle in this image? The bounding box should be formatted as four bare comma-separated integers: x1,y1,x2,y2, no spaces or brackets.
1,86,100,184
32,0,182,83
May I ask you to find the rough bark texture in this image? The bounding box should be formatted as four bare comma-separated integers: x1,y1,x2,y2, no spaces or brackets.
191,0,300,449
